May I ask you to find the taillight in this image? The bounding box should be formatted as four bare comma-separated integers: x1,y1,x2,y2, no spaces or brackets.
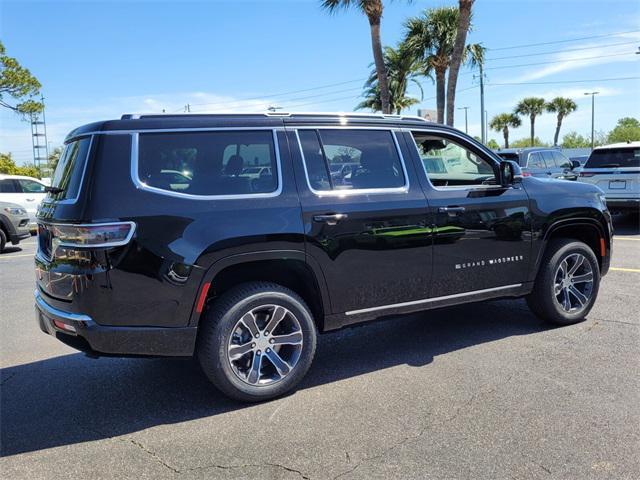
521,171,532,177
44,222,136,254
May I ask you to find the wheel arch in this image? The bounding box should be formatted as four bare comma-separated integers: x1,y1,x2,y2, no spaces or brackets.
189,250,330,332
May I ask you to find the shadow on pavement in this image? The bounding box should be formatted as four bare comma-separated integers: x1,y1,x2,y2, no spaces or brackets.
1,299,546,457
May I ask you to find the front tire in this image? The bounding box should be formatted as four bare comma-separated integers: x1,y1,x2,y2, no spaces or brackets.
0,229,7,253
527,239,600,325
197,282,317,402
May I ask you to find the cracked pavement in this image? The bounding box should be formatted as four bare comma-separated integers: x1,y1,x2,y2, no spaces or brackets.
1,218,639,479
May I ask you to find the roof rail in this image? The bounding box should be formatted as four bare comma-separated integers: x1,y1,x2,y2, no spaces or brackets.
120,111,432,122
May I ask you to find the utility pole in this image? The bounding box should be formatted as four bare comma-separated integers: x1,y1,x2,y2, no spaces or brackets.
479,63,485,144
458,106,469,134
184,103,191,113
584,92,599,149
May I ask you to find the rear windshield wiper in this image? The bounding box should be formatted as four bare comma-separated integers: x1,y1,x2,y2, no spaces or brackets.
44,186,64,194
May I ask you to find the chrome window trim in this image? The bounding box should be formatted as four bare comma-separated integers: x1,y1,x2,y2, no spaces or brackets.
406,128,503,192
130,129,284,201
346,284,523,316
49,135,94,205
294,127,410,197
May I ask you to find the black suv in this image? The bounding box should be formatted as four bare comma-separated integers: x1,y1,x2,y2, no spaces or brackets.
35,113,612,401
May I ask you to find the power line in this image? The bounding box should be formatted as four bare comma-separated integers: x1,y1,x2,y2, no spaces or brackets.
486,76,640,86
486,41,638,61
487,29,640,51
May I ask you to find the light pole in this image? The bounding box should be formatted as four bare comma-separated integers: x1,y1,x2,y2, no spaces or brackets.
584,91,599,149
458,106,469,134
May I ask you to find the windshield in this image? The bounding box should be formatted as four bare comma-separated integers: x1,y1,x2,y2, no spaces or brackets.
50,137,92,200
585,148,640,168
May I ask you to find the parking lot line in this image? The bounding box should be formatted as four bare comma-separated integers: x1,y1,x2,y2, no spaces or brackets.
614,237,640,242
610,267,640,273
0,253,34,259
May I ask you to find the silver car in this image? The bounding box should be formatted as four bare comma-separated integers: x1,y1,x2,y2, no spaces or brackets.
0,201,31,252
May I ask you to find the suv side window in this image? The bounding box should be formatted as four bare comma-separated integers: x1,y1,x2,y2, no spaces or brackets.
17,179,46,193
298,129,406,191
527,152,546,169
552,151,571,169
0,179,18,193
138,130,279,196
411,132,496,187
540,151,555,169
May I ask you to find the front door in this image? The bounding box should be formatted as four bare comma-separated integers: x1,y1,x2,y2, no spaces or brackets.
287,126,433,315
405,130,532,298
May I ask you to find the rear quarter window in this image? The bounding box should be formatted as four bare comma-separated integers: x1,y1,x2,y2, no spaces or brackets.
585,148,640,168
50,137,92,201
137,130,279,196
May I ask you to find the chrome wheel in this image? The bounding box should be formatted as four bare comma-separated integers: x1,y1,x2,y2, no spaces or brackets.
227,304,304,386
553,253,594,313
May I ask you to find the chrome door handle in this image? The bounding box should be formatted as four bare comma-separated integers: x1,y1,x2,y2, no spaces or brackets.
313,213,348,225
438,206,466,213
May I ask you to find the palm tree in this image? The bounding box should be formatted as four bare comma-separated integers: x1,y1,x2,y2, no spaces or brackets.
446,0,475,126
404,7,484,125
546,97,578,146
489,113,521,148
514,97,546,147
356,45,424,114
322,0,392,114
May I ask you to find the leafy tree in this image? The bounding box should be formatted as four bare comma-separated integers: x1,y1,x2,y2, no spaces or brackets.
322,0,393,114
510,137,549,148
0,152,41,178
48,146,64,172
489,113,521,148
446,0,474,126
607,117,640,143
486,138,500,150
561,131,590,148
514,97,546,147
357,44,423,114
404,7,483,124
0,41,43,117
545,97,577,146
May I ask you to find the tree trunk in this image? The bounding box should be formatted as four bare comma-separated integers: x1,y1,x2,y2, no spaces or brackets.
368,18,391,114
445,0,474,126
553,114,563,146
503,126,509,148
435,68,446,124
530,114,535,146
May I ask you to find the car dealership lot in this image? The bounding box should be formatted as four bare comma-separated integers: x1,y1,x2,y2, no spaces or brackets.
1,220,639,480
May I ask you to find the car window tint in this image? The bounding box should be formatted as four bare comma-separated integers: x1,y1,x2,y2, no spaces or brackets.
540,151,555,168
527,152,545,169
551,151,571,168
18,179,46,193
50,137,91,200
0,179,18,193
138,130,278,196
411,132,496,187
585,148,640,168
299,129,405,191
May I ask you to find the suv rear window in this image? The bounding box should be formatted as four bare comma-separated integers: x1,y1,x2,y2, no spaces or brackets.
138,130,278,196
298,129,405,191
585,148,640,168
50,137,92,200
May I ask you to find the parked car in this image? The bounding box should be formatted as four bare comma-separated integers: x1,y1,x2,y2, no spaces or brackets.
577,141,640,214
495,147,579,180
569,154,590,167
35,113,612,402
0,201,30,252
0,174,48,232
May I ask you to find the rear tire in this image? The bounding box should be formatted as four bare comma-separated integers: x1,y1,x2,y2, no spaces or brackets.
0,229,7,253
527,239,600,325
197,282,317,402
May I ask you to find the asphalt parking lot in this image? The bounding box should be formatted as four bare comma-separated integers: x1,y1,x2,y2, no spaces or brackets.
1,217,639,480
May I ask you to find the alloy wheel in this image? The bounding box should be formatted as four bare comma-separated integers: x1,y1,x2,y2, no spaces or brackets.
227,304,304,386
553,253,594,313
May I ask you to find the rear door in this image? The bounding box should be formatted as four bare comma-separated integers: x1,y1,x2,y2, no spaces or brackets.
287,126,432,315
551,151,576,180
525,152,547,177
406,129,531,298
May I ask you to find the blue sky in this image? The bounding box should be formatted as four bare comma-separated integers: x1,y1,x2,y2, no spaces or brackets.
1,0,639,164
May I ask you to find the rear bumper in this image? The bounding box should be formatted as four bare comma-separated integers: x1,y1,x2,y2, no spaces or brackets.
35,289,197,357
605,198,640,210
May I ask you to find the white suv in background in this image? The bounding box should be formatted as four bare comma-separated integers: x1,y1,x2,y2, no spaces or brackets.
578,142,640,215
0,174,48,232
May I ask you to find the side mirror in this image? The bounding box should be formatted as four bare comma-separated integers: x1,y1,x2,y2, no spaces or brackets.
499,160,521,187
570,159,581,169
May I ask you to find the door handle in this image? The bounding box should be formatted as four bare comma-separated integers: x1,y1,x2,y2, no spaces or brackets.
26,198,36,201
438,206,466,214
313,213,348,225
